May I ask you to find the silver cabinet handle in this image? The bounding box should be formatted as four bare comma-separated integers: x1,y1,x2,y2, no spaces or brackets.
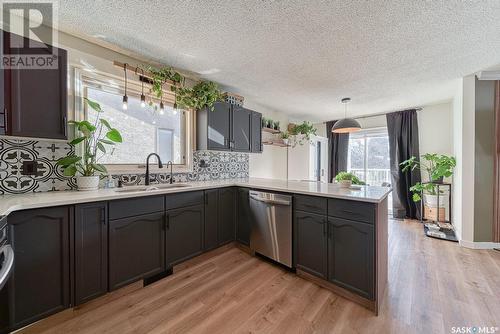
0,245,14,290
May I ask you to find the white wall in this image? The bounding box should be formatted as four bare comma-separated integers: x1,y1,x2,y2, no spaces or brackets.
452,79,464,240
247,100,289,180
418,102,454,157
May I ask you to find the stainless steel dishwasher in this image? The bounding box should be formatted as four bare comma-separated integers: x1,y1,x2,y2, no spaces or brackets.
249,190,292,268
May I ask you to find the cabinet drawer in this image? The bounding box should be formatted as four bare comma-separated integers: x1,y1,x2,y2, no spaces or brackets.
294,195,327,215
165,191,204,210
328,199,375,224
109,195,164,220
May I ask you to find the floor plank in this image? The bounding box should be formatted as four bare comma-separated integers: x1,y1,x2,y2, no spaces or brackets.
17,220,500,334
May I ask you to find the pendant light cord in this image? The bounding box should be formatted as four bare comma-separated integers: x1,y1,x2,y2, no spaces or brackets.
123,63,127,94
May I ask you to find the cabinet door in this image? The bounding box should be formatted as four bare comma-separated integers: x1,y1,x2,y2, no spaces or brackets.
218,188,236,245
166,205,204,265
207,102,231,151
8,207,71,330
251,111,262,153
3,30,67,139
109,212,165,290
231,106,251,152
236,188,251,245
74,202,108,305
294,211,327,279
204,190,219,251
328,218,374,299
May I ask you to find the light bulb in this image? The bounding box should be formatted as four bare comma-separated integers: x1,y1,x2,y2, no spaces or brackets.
140,94,146,108
122,95,128,110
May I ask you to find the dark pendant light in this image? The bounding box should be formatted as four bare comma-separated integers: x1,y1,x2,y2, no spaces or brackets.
122,63,128,110
332,97,361,133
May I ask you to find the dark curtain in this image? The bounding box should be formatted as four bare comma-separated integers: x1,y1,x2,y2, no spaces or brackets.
326,121,349,182
386,109,421,219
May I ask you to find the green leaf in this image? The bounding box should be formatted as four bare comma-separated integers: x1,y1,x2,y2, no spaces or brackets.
69,137,85,145
63,165,77,177
91,163,107,174
56,155,81,166
106,129,123,143
98,139,115,145
97,142,106,154
412,193,422,202
100,118,111,129
84,98,102,112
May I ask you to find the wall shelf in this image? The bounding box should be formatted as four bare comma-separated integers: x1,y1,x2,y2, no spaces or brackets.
263,141,289,147
262,127,281,134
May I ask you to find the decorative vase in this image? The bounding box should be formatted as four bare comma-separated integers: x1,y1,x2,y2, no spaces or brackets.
339,180,352,188
76,176,100,191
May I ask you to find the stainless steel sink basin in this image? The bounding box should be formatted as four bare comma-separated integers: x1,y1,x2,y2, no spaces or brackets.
115,183,192,193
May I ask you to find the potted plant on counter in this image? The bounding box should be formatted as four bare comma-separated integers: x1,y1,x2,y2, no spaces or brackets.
335,172,365,188
56,98,123,191
400,153,456,204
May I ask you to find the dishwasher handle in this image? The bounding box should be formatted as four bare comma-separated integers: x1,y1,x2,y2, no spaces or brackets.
249,195,291,206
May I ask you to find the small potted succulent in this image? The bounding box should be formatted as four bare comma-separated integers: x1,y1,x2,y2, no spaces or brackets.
335,172,365,188
261,117,267,128
265,118,273,128
57,98,123,191
273,121,280,131
280,131,290,145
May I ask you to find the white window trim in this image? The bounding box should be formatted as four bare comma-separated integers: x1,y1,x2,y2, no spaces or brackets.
73,66,195,174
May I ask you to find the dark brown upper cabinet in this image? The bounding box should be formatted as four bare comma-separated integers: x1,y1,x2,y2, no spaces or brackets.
1,29,68,139
197,102,262,153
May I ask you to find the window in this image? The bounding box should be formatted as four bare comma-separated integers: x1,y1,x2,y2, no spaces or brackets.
75,69,192,172
347,128,391,187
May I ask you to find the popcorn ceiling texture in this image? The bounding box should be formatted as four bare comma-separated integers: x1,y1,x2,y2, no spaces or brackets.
57,1,500,120
0,138,248,195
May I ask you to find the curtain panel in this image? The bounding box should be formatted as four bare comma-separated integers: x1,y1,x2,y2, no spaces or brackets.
386,110,421,219
326,121,349,183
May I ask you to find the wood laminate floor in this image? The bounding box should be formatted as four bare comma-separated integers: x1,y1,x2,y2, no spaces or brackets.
19,220,500,334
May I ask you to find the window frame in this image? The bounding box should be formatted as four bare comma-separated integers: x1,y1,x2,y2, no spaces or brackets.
73,67,194,174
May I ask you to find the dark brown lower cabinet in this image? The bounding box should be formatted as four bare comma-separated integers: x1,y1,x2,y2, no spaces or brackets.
108,212,166,291
166,204,204,266
218,187,236,245
204,190,219,251
74,202,108,305
328,218,374,300
7,207,71,331
294,210,328,279
236,188,251,246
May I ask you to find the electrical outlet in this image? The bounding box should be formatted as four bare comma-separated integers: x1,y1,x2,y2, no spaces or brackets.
21,160,38,176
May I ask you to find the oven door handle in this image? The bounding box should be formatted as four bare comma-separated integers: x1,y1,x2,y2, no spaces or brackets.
0,245,14,290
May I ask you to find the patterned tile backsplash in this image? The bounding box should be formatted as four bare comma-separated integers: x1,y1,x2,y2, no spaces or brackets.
0,138,249,195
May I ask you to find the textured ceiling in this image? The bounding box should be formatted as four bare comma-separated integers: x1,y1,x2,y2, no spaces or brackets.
57,0,500,121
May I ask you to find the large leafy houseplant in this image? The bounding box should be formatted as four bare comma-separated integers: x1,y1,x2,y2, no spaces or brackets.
400,153,456,202
57,98,123,190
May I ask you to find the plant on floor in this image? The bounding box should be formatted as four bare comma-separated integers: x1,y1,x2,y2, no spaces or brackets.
172,80,223,111
56,98,123,178
335,171,365,185
400,153,456,202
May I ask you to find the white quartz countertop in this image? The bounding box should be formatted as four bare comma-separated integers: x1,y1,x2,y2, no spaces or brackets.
0,178,391,216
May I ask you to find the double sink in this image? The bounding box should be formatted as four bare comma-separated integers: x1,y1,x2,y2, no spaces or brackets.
114,183,192,193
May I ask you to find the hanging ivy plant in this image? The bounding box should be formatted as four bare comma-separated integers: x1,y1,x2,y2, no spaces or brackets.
172,81,223,111
144,65,183,98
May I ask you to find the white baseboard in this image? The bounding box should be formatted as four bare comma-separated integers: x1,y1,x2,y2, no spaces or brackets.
459,240,500,249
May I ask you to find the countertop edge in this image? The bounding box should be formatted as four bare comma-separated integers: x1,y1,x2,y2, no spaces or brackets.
0,180,391,216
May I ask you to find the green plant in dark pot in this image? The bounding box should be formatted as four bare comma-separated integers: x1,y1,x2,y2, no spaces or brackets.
56,98,123,191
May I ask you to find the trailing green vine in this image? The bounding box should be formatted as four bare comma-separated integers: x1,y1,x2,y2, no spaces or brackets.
144,65,222,111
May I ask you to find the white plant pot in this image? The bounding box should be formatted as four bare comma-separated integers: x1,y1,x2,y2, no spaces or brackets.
423,194,448,208
76,176,100,191
339,180,352,188
282,139,289,145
